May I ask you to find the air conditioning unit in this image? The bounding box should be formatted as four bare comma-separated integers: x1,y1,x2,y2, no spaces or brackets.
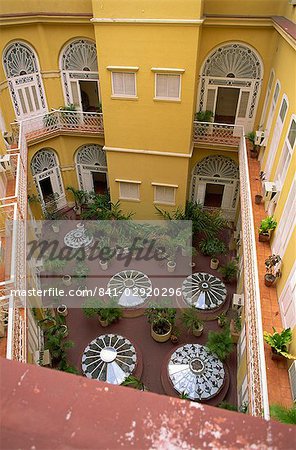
34,349,51,366
263,181,278,202
0,155,11,172
232,293,244,311
255,130,265,146
288,361,296,402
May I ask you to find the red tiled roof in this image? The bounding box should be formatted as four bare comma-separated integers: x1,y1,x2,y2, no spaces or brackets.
0,358,294,449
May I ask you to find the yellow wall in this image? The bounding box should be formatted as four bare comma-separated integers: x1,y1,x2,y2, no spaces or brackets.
204,0,294,17
27,134,105,217
92,0,204,20
94,23,201,154
0,23,96,127
107,151,189,219
0,0,93,15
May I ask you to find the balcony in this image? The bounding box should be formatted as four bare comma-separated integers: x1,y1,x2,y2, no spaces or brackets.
11,110,104,146
193,121,241,148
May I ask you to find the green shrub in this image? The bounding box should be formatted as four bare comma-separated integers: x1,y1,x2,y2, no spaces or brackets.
199,237,226,257
206,327,233,361
270,404,296,425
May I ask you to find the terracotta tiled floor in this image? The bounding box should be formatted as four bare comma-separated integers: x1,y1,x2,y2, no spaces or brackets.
247,145,293,407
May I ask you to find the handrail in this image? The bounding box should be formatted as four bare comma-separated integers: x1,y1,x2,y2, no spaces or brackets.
238,133,270,419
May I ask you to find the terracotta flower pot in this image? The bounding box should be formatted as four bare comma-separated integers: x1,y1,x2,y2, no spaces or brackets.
98,317,109,327
151,321,172,343
167,261,176,273
259,232,270,242
192,323,204,337
210,258,219,270
57,304,68,317
265,274,276,287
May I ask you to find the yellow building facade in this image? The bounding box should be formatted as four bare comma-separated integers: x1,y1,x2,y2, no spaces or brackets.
0,0,295,415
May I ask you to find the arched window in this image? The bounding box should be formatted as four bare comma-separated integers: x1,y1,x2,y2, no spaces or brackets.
75,144,108,193
198,42,263,132
3,41,47,119
191,155,239,220
31,149,66,209
60,39,100,112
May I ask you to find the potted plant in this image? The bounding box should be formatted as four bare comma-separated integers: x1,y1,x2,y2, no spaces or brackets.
43,258,66,274
219,260,238,283
166,240,177,273
246,131,258,158
145,306,176,343
217,312,228,328
199,237,226,269
230,315,241,343
206,327,233,361
264,254,281,287
66,186,88,216
255,193,263,204
170,326,180,344
57,304,68,317
258,216,277,242
62,275,72,286
263,327,296,360
98,236,113,270
182,307,204,337
82,298,122,327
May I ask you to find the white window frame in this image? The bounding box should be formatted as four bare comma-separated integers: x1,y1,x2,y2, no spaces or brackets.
264,94,289,178
116,179,141,201
152,68,184,101
263,80,281,146
275,114,296,189
260,69,275,126
152,182,177,206
272,176,296,257
108,67,139,99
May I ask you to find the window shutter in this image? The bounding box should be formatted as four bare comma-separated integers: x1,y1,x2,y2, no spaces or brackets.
167,75,180,98
206,88,216,112
70,81,80,106
124,73,136,96
156,74,167,97
119,182,139,200
279,98,288,122
288,119,296,148
156,74,180,99
237,91,250,118
154,186,175,204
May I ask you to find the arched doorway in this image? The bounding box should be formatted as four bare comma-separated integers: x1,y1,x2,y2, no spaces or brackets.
60,39,100,112
3,41,47,119
198,43,263,132
31,149,66,210
191,155,239,220
76,144,108,194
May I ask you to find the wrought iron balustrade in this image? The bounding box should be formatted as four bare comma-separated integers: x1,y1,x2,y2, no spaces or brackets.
193,121,242,146
20,110,104,143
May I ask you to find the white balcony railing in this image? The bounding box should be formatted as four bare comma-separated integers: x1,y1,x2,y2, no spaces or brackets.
14,110,104,143
238,132,269,419
193,121,242,146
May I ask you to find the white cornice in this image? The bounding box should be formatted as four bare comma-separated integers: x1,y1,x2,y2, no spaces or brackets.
104,146,191,158
107,66,139,72
151,67,185,73
91,18,204,25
